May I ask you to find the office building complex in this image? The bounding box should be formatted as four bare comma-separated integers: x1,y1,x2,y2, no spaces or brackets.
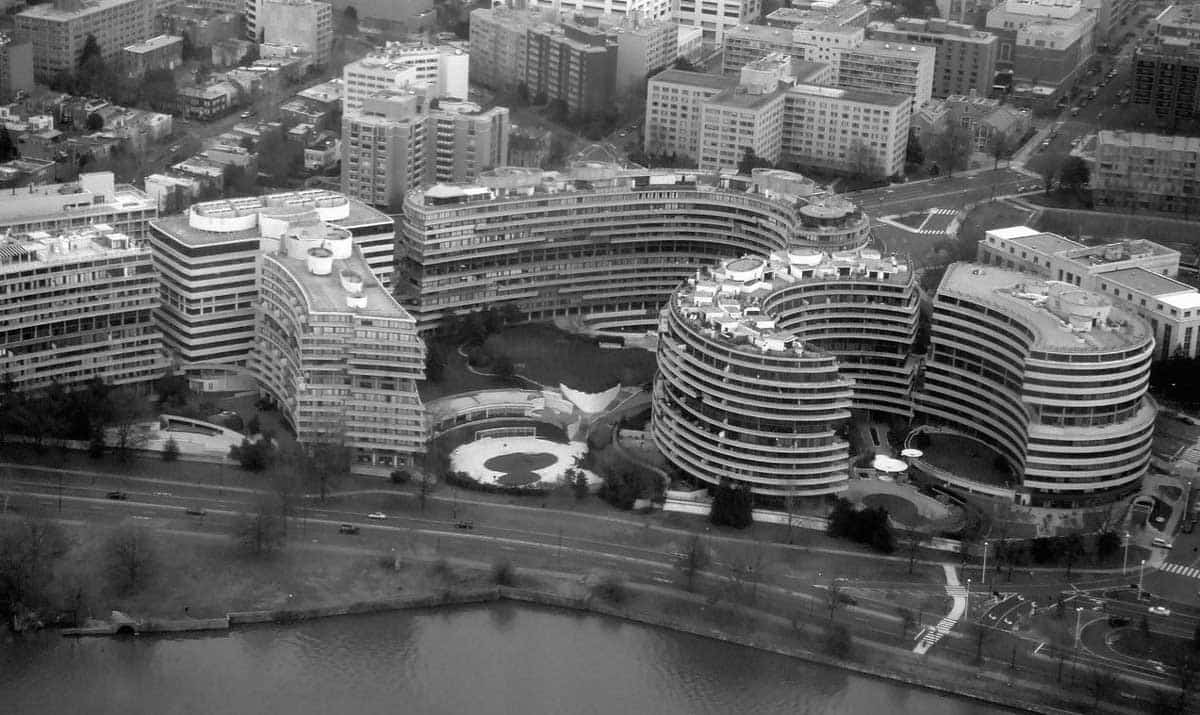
835,40,935,110
979,225,1200,359
554,0,672,18
0,225,168,391
652,247,917,497
867,18,999,99
398,165,871,332
0,34,33,102
0,172,157,238
723,22,865,73
918,263,1154,508
985,0,1095,105
146,190,395,389
256,0,332,67
252,223,425,474
1091,130,1200,218
341,92,508,209
343,42,468,108
525,15,617,117
1132,4,1200,123
645,57,909,176
16,0,154,82
122,33,182,78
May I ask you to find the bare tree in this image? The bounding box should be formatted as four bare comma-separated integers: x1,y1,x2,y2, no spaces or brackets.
826,578,846,620
725,543,767,604
674,535,710,592
846,138,877,179
235,497,287,556
898,606,915,640
967,620,994,663
1083,665,1117,710
107,387,149,461
902,530,930,575
418,474,436,513
305,422,352,502
986,131,1013,170
103,521,157,595
0,514,70,623
927,123,973,178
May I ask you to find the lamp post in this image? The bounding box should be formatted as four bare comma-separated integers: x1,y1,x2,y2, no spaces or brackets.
1139,559,1146,598
1074,606,1084,650
982,540,990,585
966,577,972,618
1123,531,1131,576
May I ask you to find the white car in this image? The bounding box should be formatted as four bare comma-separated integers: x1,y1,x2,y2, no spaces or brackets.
367,512,387,520
1148,605,1171,616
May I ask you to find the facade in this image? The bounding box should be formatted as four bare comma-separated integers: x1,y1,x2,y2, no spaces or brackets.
158,5,242,49
0,224,168,391
427,100,509,185
781,84,911,178
722,22,864,74
397,165,873,332
257,0,332,67
525,16,618,118
553,0,672,19
468,6,541,94
147,190,394,389
835,40,935,111
644,59,906,176
918,263,1155,508
978,225,1200,360
652,247,917,497
1132,4,1200,123
1091,130,1200,218
943,91,1032,149
0,171,156,237
16,0,155,82
0,34,33,102
867,18,999,99
612,16,678,95
343,42,468,108
122,33,182,78
252,224,425,474
985,0,1095,104
674,0,762,43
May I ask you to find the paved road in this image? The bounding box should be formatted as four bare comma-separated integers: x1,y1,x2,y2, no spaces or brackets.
847,168,1037,219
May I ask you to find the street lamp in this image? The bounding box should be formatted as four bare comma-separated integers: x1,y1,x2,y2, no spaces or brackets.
1074,606,1084,650
1123,531,1131,576
966,577,972,618
982,540,990,585
1138,559,1146,598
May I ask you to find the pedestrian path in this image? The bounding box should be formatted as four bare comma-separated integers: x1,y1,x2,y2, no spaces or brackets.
1160,562,1200,579
914,564,966,655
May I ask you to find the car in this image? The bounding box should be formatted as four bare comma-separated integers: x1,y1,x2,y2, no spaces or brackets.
1071,107,1082,116
106,491,128,500
367,512,387,520
618,130,628,137
338,524,360,535
1152,538,1173,549
1107,615,1131,627
1149,605,1172,616
168,144,180,153
185,508,206,517
240,111,254,119
455,520,475,529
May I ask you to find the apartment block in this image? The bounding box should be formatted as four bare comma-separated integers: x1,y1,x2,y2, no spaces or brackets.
644,69,736,161
469,6,540,94
257,0,332,67
427,101,509,185
867,17,999,99
525,15,617,117
16,0,155,82
122,33,182,78
0,34,33,102
723,21,864,73
553,0,672,19
674,0,762,43
1132,4,1200,123
697,55,791,170
146,190,395,390
0,171,157,237
612,17,677,94
836,40,935,110
986,0,1095,104
1091,130,1200,218
781,84,911,177
343,42,468,108
0,224,168,392
979,225,1200,360
252,224,426,474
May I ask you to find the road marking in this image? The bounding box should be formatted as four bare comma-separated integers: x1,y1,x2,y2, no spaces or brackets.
1160,562,1200,579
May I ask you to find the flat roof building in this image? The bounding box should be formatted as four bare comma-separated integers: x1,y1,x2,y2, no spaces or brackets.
868,17,999,99
343,42,467,108
1092,130,1200,219
16,0,155,82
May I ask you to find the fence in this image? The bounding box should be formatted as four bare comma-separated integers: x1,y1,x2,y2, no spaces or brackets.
475,426,537,441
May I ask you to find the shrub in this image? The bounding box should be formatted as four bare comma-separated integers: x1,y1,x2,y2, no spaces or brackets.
590,573,627,605
710,481,753,529
827,498,895,553
390,469,411,484
491,560,516,586
162,437,180,462
428,558,451,579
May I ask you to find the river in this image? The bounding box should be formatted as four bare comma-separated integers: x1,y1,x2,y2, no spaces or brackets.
3,604,1010,715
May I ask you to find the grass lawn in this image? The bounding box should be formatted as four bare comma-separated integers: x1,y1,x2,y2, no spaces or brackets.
418,345,508,402
923,433,1014,489
893,211,928,229
484,323,657,392
1034,207,1200,247
861,493,923,527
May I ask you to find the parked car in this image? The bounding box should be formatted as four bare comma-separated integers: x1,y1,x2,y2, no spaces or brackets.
106,491,128,500
367,512,387,520
455,520,475,530
338,524,360,535
1152,538,1173,549
1107,615,1131,627
185,508,207,517
1071,106,1082,116
1149,605,1172,616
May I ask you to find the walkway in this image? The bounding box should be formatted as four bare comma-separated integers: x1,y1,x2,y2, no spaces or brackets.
914,564,966,655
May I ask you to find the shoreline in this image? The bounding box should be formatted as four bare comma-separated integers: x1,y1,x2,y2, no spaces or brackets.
60,579,1074,715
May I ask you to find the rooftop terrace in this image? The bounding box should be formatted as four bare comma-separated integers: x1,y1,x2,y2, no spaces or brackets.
939,263,1151,351
270,249,400,316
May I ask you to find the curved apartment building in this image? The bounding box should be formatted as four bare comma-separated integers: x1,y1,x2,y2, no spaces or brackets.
917,264,1155,508
653,248,915,497
398,164,872,332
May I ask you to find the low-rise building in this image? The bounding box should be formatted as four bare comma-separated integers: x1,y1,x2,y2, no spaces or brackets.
177,80,240,119
943,91,1031,149
985,0,1095,106
256,0,332,67
122,33,182,78
158,4,241,49
303,130,339,172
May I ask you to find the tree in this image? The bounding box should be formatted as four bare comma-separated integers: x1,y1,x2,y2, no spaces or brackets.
710,480,753,529
161,437,180,462
927,123,973,178
1062,533,1084,577
1038,163,1057,195
986,132,1013,170
1096,531,1121,561
736,147,772,175
1059,155,1091,194
898,606,915,640
725,544,767,604
902,530,930,574
0,126,18,163
846,138,877,179
103,522,157,595
824,622,852,659
235,498,287,556
229,437,273,471
674,535,710,592
0,515,69,627
905,127,924,166
107,387,148,461
76,34,112,97
246,413,261,437
140,69,177,113
84,113,104,132
341,5,358,34
571,469,589,501
417,474,436,512
304,425,351,502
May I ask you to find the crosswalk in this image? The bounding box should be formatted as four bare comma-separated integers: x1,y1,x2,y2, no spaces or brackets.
916,614,959,649
1160,562,1200,579
945,585,968,597
916,208,958,235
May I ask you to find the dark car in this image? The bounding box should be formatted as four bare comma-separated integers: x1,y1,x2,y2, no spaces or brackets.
455,520,475,530
1108,616,1131,627
338,524,360,535
106,491,128,500
184,508,207,517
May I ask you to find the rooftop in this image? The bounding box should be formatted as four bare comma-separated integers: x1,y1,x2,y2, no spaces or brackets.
1097,130,1200,153
650,69,738,90
268,247,399,316
1101,267,1200,306
0,224,143,273
939,263,1150,351
17,0,141,20
125,34,182,54
1157,3,1200,29
1008,231,1085,255
673,247,909,357
788,83,911,107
